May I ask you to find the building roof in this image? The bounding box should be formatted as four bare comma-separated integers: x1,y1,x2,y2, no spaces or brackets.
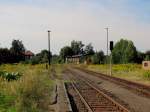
24,50,34,56
66,54,87,58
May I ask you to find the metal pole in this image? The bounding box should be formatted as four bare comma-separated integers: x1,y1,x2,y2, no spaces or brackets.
105,28,109,75
110,52,112,76
48,30,51,66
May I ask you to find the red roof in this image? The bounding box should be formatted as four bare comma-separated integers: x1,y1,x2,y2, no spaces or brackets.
24,51,34,56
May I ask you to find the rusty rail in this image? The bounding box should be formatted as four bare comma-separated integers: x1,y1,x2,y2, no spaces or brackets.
67,70,130,112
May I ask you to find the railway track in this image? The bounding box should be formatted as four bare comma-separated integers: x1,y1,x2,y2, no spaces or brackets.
66,70,129,112
75,67,150,98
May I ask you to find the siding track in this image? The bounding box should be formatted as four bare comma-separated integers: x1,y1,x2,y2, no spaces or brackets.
75,67,150,98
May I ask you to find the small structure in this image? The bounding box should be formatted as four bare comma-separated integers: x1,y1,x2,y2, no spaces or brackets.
142,61,150,70
66,54,92,64
66,54,82,64
24,50,34,60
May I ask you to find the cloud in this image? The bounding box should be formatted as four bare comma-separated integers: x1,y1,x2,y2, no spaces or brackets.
0,0,150,54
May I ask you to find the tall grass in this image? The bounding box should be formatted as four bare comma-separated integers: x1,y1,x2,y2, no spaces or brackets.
0,64,53,112
80,64,150,85
143,71,150,79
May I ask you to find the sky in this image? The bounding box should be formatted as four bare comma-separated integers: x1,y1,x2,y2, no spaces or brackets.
0,0,150,54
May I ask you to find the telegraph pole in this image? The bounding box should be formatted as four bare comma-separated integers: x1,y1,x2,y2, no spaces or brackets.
48,30,51,66
105,28,109,75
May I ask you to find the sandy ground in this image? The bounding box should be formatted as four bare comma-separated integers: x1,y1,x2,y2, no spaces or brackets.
69,68,150,112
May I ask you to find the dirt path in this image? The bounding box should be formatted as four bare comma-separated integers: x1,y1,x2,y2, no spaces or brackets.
69,68,150,112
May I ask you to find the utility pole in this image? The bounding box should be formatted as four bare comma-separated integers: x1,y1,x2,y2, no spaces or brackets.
48,30,51,66
110,53,112,76
105,28,109,75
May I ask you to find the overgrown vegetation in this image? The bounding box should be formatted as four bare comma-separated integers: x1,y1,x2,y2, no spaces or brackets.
59,39,150,64
0,64,53,112
143,71,150,79
0,71,22,81
1,39,150,65
112,39,137,64
79,64,150,85
0,40,25,64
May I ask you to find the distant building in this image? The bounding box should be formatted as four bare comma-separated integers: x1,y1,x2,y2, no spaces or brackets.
66,55,81,64
142,61,150,70
66,54,92,64
24,50,34,60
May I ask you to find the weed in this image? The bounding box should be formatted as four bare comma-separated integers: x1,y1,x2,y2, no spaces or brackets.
85,64,150,85
0,64,54,112
143,71,150,79
0,72,22,81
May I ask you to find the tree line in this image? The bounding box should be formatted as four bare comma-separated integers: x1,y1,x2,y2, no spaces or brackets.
0,39,150,65
59,40,105,64
59,39,150,64
0,39,52,65
0,40,25,64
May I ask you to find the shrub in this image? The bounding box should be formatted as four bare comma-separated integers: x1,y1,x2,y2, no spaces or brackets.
143,71,150,79
16,69,53,112
29,57,40,65
0,64,54,111
0,71,22,81
112,64,140,73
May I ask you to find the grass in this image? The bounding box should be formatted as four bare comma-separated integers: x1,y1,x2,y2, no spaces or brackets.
78,64,150,85
143,71,150,79
0,64,54,112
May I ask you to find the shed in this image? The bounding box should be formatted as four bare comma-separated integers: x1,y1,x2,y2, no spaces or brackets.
142,61,150,70
66,54,92,64
24,50,34,60
66,54,82,64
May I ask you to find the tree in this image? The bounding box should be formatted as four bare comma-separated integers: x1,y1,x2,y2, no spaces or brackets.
92,51,104,64
84,43,95,55
0,48,12,64
0,39,26,64
52,55,61,64
136,51,145,63
145,50,150,61
60,46,73,62
9,40,25,62
40,50,49,63
145,50,150,55
10,40,25,54
71,40,84,55
112,39,137,64
36,50,51,63
28,50,51,64
145,55,150,61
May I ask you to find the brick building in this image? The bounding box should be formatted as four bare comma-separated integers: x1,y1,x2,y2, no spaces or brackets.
24,50,34,60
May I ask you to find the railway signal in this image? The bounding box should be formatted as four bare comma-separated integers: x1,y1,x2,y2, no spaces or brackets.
110,41,114,76
110,41,113,51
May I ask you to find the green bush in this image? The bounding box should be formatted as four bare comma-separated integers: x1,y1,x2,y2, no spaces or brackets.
143,71,150,79
29,57,41,65
0,71,22,81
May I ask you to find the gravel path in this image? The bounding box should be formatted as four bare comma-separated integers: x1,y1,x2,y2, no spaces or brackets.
70,68,150,112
